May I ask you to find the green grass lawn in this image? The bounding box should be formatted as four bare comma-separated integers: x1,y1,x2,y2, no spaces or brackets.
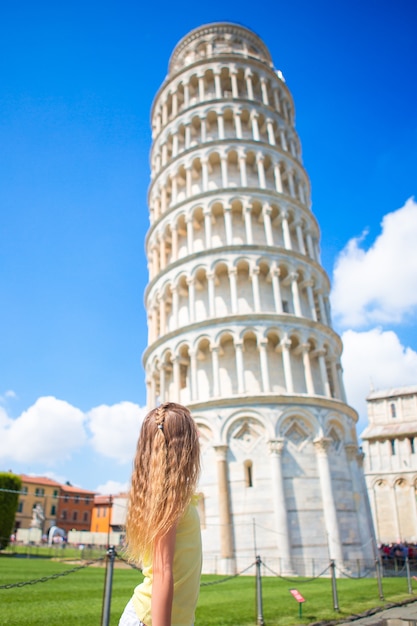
0,556,415,625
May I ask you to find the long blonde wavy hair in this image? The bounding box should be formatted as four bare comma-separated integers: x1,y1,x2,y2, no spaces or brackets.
125,402,200,561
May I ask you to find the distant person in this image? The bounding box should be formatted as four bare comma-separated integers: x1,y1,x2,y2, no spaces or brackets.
119,402,202,626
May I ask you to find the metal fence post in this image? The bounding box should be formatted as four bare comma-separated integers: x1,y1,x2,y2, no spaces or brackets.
406,556,413,594
330,560,339,612
375,558,384,600
256,555,265,626
101,545,116,626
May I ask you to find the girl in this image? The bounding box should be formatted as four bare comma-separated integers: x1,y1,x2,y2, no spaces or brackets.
119,402,202,626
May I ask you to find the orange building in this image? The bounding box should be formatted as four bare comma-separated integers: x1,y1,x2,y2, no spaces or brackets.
56,484,96,533
15,475,61,533
90,494,113,534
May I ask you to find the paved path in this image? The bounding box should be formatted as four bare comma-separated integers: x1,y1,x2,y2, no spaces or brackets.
335,599,417,625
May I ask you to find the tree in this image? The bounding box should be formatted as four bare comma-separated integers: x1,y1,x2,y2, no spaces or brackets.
0,472,22,549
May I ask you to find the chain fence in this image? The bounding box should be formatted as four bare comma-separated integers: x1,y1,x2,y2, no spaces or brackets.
1,547,417,626
0,556,105,590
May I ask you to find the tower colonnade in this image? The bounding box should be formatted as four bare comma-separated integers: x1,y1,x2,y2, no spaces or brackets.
147,194,321,278
143,23,375,574
150,103,301,179
144,321,345,407
149,144,309,223
151,57,295,139
146,251,331,338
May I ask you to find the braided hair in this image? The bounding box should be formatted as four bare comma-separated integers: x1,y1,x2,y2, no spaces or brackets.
125,402,200,561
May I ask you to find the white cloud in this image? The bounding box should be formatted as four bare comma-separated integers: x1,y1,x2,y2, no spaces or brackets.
341,328,417,430
96,479,129,495
0,389,17,403
29,470,69,485
332,198,417,327
0,396,87,464
87,401,146,463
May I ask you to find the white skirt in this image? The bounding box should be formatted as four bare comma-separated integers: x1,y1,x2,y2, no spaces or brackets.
118,599,147,626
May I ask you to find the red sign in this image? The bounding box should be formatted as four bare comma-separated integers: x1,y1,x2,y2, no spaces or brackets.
290,589,305,603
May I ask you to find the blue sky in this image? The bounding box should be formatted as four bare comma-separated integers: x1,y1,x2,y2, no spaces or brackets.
1,0,416,493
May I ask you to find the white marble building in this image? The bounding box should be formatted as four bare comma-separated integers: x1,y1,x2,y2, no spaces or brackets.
362,386,417,545
143,22,375,575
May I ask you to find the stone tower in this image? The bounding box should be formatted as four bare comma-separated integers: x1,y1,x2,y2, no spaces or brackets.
143,22,375,575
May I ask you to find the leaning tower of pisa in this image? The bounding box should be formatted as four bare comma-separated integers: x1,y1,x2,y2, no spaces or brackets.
143,23,375,575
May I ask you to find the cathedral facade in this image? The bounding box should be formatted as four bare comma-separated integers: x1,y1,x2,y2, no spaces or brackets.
143,22,375,575
362,386,417,544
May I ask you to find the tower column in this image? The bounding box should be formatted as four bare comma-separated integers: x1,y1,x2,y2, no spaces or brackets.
186,216,193,254
266,118,276,145
207,271,216,317
306,231,315,259
314,438,344,565
235,341,245,394
274,162,283,193
329,358,342,400
256,153,266,188
159,363,166,403
214,445,236,573
268,439,294,574
187,277,195,323
171,175,178,204
317,350,332,398
289,271,302,316
185,123,191,149
172,132,179,156
217,112,225,139
172,285,179,328
224,206,233,245
317,291,328,325
229,268,238,314
220,154,228,188
303,279,317,321
234,110,242,138
211,345,220,396
336,363,347,403
170,222,178,260
190,349,198,402
172,356,180,403
159,235,166,270
198,72,205,101
203,207,212,247
251,266,261,312
279,127,287,151
200,116,206,143
271,266,283,313
158,294,166,335
301,343,315,394
244,204,253,244
245,70,254,99
259,340,270,393
152,244,160,276
239,150,248,186
295,220,306,254
345,445,375,560
262,203,274,245
214,71,222,98
280,337,294,393
281,210,292,250
251,111,260,141
201,157,209,191
230,68,238,97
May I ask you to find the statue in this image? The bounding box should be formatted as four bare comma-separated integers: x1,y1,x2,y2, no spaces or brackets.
30,504,45,529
